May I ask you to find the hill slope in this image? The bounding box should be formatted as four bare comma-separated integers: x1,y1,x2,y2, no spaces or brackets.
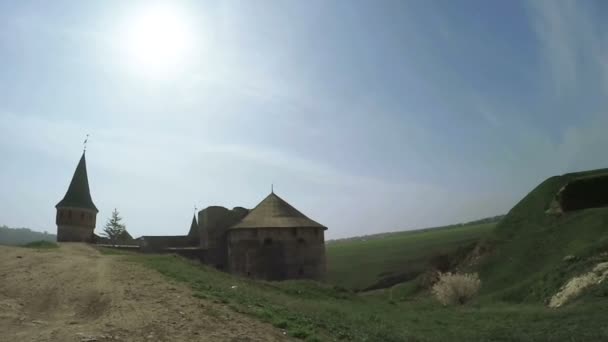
474,168,608,303
122,247,608,341
327,222,496,290
0,225,56,245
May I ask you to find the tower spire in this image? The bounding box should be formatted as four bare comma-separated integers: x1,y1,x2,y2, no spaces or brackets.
271,183,274,194
188,207,199,238
56,151,98,242
83,134,90,152
56,152,98,212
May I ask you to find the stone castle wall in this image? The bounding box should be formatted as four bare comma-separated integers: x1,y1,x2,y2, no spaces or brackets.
57,225,95,242
227,227,326,280
56,207,97,242
198,206,249,270
138,235,194,252
87,204,327,282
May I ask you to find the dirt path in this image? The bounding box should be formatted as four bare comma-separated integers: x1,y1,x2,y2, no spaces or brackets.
0,243,289,342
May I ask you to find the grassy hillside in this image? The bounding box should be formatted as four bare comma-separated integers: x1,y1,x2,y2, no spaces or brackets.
473,168,608,303
0,225,56,246
106,251,608,341
327,222,496,290
96,169,608,340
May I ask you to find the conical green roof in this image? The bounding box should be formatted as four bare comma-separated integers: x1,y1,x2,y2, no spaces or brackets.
230,192,326,230
56,152,98,212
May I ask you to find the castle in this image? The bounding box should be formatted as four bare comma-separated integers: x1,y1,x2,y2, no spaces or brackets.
56,151,327,281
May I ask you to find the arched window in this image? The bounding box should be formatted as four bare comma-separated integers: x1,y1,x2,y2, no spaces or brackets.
298,267,304,276
68,210,72,219
263,238,273,246
297,238,305,245
80,212,85,220
291,228,297,237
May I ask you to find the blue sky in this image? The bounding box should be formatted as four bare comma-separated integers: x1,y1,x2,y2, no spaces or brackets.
1,1,608,239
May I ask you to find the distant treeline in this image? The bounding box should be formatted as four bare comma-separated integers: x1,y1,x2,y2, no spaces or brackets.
0,225,56,246
328,214,505,244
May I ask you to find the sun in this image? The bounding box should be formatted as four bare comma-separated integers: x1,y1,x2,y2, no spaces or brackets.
122,5,195,77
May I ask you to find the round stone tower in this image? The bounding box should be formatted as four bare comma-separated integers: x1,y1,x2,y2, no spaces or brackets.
227,192,327,281
55,152,98,242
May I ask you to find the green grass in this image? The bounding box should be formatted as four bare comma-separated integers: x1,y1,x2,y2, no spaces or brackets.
102,168,608,340
327,223,496,290
21,240,58,249
475,168,608,303
115,252,608,341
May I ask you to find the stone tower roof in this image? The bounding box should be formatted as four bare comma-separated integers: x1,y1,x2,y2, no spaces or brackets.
230,192,326,230
187,214,198,237
56,152,98,212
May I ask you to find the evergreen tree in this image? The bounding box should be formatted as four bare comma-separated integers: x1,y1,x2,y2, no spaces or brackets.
103,209,126,244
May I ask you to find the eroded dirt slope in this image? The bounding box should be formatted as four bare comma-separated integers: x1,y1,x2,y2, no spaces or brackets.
0,243,288,342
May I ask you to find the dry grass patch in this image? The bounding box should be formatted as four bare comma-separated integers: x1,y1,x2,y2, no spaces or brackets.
432,272,481,306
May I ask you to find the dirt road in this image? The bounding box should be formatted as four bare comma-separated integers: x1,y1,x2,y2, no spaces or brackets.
0,244,289,342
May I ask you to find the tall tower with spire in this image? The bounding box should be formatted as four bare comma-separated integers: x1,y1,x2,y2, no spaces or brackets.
55,152,98,242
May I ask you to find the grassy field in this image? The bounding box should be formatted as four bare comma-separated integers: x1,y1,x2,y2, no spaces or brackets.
99,168,608,340
105,251,608,341
327,223,496,290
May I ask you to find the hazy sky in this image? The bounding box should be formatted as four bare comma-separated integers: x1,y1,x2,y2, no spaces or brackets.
1,1,608,239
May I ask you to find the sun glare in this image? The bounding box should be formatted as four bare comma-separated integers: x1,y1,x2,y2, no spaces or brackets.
122,5,195,77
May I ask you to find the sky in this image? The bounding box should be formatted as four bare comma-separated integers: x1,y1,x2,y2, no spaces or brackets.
1,0,608,239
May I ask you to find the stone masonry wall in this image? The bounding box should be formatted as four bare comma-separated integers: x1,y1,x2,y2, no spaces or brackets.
57,224,95,242
56,207,97,242
227,227,326,281
198,206,249,270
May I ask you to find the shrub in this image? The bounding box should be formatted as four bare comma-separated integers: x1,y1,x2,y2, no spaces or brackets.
416,270,440,290
432,272,481,305
22,240,58,249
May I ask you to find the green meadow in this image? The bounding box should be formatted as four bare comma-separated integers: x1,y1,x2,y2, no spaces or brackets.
101,168,608,341
103,251,607,341
326,222,496,290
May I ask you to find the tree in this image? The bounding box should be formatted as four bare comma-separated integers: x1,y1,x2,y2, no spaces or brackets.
103,209,126,245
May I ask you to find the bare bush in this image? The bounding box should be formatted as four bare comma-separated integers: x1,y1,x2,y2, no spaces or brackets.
432,272,481,305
